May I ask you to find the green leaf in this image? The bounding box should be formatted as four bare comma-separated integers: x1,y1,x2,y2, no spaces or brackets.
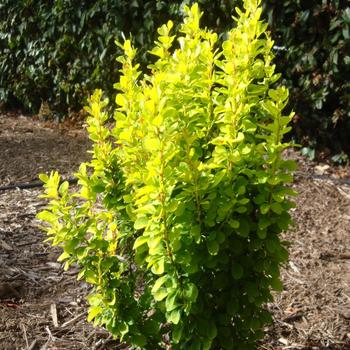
236,205,247,214
270,278,284,291
36,210,57,223
277,212,292,230
152,114,163,126
281,159,297,171
247,83,267,96
167,308,181,324
133,235,148,249
207,239,219,255
271,202,283,214
207,321,217,340
229,219,240,229
131,334,147,347
118,321,129,339
171,238,182,252
267,176,280,185
115,93,127,107
212,169,226,187
151,256,165,275
39,173,49,183
260,203,270,214
87,305,102,322
232,263,244,280
236,219,249,237
250,318,260,331
266,239,276,253
257,229,267,239
57,251,70,262
172,323,184,344
134,216,148,230
165,290,179,312
153,288,168,301
84,269,98,284
92,182,105,193
258,215,271,230
183,283,198,302
268,89,280,102
189,339,201,350
152,275,168,293
58,181,69,195
245,281,258,300
190,224,201,243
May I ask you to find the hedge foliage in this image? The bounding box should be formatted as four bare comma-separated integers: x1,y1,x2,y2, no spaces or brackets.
0,0,233,114
0,0,349,155
265,0,350,156
38,1,296,348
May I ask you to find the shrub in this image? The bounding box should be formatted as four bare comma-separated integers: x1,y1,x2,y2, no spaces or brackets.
38,0,296,348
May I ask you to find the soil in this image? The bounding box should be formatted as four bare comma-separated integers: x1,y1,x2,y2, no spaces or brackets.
0,112,349,350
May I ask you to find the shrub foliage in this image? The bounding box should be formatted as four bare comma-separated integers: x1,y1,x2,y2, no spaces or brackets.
38,1,296,349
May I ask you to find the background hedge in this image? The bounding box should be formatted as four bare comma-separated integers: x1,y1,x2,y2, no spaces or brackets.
0,0,349,157
0,0,233,113
265,0,350,158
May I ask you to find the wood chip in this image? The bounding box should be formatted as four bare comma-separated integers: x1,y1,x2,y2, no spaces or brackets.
314,164,330,175
320,252,350,260
283,311,304,323
61,311,85,328
28,339,38,350
0,239,13,251
45,326,55,341
289,261,300,273
46,262,61,270
278,337,289,345
50,303,59,327
20,322,29,348
338,309,350,320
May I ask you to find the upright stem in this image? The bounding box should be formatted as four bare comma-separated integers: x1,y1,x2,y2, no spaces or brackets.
158,133,182,287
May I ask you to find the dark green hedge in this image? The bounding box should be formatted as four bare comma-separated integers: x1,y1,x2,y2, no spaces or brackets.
0,0,233,113
265,0,350,157
0,0,349,156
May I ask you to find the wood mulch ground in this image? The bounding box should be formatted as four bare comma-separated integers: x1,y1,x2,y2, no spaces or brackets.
0,112,349,350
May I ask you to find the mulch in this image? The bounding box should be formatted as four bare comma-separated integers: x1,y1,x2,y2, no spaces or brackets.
0,112,349,349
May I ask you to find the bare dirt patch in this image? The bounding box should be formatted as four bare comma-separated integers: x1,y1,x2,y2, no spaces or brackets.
0,113,349,349
262,175,350,349
0,113,90,185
